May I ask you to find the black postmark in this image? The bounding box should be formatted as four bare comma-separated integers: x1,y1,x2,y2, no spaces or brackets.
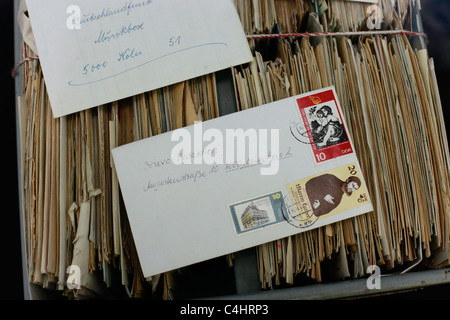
289,117,313,145
282,194,319,229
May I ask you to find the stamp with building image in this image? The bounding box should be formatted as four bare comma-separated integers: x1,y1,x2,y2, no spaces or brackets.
229,191,287,235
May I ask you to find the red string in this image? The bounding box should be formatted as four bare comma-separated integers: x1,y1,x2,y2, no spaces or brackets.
246,30,427,39
11,55,40,78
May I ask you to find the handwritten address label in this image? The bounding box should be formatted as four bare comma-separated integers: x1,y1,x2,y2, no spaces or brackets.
25,0,252,118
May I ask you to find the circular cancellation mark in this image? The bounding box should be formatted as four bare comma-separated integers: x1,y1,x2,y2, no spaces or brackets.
281,194,319,229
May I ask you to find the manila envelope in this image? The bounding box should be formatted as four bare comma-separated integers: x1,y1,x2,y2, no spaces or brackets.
111,86,373,277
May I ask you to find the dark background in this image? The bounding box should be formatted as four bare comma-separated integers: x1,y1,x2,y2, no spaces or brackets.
1,0,449,300
2,0,23,300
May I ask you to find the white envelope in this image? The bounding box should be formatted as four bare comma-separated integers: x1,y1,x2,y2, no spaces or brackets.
25,0,252,117
112,86,373,277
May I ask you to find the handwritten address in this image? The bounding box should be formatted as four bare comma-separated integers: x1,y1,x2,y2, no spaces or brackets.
143,166,220,192
142,146,294,192
80,0,153,25
67,1,234,87
94,22,145,44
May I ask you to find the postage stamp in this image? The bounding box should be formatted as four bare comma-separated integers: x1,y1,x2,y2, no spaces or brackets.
292,88,354,164
285,162,370,227
229,191,287,235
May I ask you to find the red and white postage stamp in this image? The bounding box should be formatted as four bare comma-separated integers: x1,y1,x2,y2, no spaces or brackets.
293,88,353,164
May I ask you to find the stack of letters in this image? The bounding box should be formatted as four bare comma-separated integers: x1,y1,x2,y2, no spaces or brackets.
17,0,449,299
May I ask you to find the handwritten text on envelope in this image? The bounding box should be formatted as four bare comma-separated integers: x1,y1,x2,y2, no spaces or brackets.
111,87,374,277
25,0,252,117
